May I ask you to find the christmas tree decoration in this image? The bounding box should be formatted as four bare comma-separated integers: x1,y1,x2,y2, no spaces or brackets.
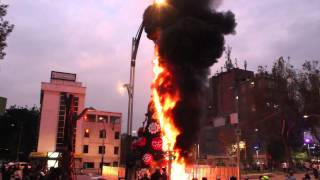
151,137,163,151
148,122,160,134
137,137,147,147
142,153,153,165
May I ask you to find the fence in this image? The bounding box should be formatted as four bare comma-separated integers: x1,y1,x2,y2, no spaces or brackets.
186,166,238,180
102,165,237,180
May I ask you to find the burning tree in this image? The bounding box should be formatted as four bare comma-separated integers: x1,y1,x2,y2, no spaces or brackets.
136,0,237,178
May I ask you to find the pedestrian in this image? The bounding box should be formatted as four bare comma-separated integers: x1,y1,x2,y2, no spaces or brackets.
282,162,288,173
303,173,311,180
151,168,161,180
22,164,30,180
304,161,311,172
313,167,319,179
161,168,167,180
141,173,150,180
2,164,10,180
285,172,296,180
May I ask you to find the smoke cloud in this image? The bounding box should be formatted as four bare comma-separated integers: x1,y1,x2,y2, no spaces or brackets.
144,0,236,157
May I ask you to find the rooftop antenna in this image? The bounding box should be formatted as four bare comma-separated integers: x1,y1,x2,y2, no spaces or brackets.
235,58,238,68
224,46,234,71
244,60,247,70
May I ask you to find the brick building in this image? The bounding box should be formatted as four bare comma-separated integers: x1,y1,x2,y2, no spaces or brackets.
200,68,275,165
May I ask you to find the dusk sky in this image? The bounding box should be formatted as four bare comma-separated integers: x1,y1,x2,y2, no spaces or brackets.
0,0,319,131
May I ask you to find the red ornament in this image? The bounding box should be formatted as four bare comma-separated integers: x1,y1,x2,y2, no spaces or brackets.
151,137,163,151
142,153,153,165
148,122,160,134
137,137,147,147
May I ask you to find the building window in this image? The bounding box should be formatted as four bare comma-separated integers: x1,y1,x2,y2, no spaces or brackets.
84,129,90,137
98,115,108,123
83,145,89,153
113,161,118,167
87,114,96,122
115,132,120,140
114,146,119,155
100,130,106,138
110,116,120,124
83,162,94,169
99,146,105,154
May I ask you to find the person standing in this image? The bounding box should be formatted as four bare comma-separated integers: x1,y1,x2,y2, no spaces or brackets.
161,168,167,180
303,173,311,180
285,172,296,180
151,168,161,180
313,167,319,179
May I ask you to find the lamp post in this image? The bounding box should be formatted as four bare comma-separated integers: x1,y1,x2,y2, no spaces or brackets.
123,1,166,179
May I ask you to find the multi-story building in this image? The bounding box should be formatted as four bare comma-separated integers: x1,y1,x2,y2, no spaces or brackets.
200,68,277,165
201,68,254,157
75,110,122,173
36,71,122,174
37,71,86,153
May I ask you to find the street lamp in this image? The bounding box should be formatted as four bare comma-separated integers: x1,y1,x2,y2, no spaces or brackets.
123,1,166,179
304,114,320,119
155,0,166,6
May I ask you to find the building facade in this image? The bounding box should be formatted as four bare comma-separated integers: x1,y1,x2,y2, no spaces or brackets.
37,71,86,153
36,71,122,173
201,68,254,157
75,110,122,173
200,68,275,165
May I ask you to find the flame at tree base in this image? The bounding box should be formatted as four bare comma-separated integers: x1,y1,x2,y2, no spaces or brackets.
151,46,189,179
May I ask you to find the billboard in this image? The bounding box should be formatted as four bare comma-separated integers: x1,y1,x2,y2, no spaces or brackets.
51,71,76,82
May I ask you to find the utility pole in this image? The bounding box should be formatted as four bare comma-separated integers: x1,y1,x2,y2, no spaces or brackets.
233,80,241,180
16,122,23,162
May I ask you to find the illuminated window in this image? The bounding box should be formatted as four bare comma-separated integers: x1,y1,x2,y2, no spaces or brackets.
100,130,106,138
84,129,90,138
98,115,108,123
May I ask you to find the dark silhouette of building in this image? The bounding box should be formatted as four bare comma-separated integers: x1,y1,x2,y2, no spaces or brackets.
200,67,277,164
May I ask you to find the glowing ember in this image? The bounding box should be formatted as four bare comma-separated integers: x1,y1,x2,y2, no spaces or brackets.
151,47,188,179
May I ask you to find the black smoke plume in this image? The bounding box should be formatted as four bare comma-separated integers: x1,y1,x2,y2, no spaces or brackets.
143,0,236,157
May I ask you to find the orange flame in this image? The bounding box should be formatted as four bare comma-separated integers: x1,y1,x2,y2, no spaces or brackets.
151,47,189,180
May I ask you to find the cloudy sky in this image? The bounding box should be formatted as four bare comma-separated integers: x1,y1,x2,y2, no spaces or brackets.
0,0,319,131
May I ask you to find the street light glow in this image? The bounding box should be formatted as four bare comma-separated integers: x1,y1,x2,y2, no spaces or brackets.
117,81,127,95
303,115,309,119
154,0,166,6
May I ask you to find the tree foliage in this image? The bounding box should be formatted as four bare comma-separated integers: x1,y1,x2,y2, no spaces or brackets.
254,57,320,162
0,3,14,60
0,106,40,161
